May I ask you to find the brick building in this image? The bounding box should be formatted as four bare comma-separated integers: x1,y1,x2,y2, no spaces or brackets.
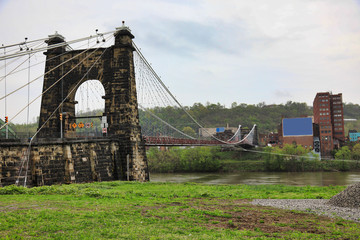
280,117,314,149
313,92,345,156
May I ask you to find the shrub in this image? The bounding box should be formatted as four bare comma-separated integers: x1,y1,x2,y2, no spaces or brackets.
147,147,221,173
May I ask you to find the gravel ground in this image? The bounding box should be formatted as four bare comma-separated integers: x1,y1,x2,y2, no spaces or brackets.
250,199,360,223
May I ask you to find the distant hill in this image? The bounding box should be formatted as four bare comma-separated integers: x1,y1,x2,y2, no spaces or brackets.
140,101,360,135
5,102,360,138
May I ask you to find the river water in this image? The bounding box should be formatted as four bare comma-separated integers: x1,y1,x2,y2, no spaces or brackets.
150,172,360,186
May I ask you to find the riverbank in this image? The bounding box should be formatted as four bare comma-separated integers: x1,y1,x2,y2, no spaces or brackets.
1,182,359,239
147,146,360,173
150,171,360,186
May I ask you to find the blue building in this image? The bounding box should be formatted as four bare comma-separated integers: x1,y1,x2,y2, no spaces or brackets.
281,117,314,149
349,130,360,142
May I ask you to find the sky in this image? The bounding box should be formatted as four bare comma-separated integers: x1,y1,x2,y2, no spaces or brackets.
0,0,360,123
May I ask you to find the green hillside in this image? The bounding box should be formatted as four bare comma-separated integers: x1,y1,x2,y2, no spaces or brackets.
140,101,360,135
3,102,360,138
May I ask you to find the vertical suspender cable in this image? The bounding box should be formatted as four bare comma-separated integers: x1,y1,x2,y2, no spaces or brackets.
27,53,30,134
25,52,31,186
60,61,64,139
86,39,89,112
4,46,8,139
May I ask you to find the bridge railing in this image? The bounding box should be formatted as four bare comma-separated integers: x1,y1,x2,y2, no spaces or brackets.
143,136,224,146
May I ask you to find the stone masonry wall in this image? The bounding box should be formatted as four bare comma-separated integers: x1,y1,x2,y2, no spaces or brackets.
0,138,142,187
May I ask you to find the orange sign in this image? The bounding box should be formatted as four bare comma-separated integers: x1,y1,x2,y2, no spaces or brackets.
69,122,93,129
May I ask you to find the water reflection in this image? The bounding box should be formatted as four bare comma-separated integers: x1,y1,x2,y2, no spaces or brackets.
150,172,360,186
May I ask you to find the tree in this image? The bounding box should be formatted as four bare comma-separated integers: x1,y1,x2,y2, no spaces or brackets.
335,146,352,160
334,146,351,171
182,126,196,138
352,143,360,160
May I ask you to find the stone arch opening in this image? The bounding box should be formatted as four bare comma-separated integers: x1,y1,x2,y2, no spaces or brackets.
72,79,105,137
74,79,105,115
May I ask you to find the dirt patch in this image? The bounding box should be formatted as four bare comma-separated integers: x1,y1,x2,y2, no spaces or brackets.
187,199,330,234
140,198,359,237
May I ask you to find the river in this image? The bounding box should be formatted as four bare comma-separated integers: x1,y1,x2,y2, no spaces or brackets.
150,172,360,186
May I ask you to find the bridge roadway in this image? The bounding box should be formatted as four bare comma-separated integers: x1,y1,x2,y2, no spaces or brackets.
143,136,240,147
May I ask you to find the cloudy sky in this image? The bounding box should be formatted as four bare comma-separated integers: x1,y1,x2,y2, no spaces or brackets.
1,0,360,123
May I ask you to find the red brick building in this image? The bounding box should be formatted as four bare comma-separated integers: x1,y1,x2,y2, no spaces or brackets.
313,92,345,156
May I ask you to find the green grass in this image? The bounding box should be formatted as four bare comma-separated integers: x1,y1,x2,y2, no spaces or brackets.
0,182,358,239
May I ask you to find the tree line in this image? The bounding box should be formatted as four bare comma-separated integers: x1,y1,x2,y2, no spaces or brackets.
140,101,360,136
147,143,360,173
6,101,360,138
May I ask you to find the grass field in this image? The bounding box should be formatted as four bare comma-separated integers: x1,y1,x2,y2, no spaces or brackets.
0,182,359,239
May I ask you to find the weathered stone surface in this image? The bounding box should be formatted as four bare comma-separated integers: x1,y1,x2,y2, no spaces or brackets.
0,138,148,187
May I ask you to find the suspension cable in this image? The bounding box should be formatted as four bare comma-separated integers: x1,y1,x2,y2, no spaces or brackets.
0,34,114,131
139,104,196,140
0,40,102,101
0,38,96,82
0,36,50,50
0,41,45,83
0,30,115,61
227,125,242,142
134,41,247,144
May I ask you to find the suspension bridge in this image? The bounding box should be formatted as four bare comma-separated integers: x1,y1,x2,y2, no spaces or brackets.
0,22,257,186
0,22,258,148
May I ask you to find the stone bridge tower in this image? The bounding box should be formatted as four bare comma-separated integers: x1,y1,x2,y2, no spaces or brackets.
37,24,148,181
